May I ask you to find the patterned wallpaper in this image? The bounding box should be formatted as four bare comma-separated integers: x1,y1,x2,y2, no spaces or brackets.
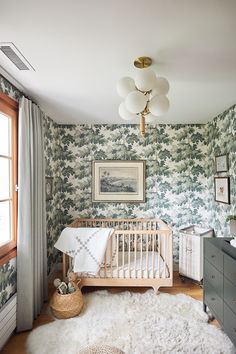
55,123,209,262
0,258,17,309
0,76,21,102
207,104,236,236
44,117,62,274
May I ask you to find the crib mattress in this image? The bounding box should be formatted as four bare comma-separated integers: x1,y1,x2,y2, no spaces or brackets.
76,252,169,279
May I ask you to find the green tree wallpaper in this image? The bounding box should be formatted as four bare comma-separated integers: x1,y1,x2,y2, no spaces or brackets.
52,123,209,263
207,105,236,236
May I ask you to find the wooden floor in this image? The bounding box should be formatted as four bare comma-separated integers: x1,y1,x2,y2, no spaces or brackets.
0,272,217,354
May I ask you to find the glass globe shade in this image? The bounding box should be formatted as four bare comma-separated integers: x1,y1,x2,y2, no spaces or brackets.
149,95,170,116
117,77,136,98
125,91,148,114
145,114,159,124
135,69,157,92
152,77,169,96
118,102,137,121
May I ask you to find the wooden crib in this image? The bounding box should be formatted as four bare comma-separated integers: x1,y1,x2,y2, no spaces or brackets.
62,218,173,293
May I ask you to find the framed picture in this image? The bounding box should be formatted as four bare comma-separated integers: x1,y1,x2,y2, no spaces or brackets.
45,177,53,201
214,177,230,204
92,160,145,203
215,154,228,172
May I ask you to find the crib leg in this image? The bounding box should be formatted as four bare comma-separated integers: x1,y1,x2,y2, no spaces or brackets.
153,287,160,295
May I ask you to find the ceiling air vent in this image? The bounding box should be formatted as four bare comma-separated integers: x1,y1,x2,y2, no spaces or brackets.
0,42,35,71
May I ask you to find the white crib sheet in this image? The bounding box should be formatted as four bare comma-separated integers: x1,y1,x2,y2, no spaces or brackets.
76,251,169,279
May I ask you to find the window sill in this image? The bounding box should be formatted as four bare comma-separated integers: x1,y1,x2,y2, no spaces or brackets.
0,242,17,265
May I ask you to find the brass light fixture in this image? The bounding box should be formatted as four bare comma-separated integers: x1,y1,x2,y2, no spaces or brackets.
134,56,152,69
117,56,170,137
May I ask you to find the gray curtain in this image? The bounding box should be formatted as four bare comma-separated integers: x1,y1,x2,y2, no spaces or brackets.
17,96,48,332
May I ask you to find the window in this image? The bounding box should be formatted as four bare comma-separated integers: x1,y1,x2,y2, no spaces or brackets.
0,92,18,264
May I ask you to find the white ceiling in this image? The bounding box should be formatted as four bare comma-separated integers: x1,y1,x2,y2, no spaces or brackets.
0,0,236,125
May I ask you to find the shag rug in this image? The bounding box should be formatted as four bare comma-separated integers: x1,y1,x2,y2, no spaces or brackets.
27,290,235,354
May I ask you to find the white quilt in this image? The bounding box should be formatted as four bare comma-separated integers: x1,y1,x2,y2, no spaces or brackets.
54,227,114,274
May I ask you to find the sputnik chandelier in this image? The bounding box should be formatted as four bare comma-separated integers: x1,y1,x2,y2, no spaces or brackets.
117,57,170,137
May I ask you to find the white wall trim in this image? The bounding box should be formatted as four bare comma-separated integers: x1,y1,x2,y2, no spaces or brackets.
0,294,17,350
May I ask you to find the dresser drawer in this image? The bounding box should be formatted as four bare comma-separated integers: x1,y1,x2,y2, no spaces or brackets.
204,280,223,323
224,253,236,286
204,259,223,298
224,303,236,346
204,240,223,272
224,277,236,315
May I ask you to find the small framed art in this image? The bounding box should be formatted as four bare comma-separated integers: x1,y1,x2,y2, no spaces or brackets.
214,177,230,204
215,154,228,173
92,160,145,203
45,177,53,201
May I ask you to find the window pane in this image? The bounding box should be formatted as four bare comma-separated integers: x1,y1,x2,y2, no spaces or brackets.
0,200,11,246
0,157,11,199
0,113,11,157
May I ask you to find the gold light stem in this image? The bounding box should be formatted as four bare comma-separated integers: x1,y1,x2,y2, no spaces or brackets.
140,114,145,137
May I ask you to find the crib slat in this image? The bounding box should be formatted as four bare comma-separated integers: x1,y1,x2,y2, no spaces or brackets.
152,233,155,278
163,233,166,278
128,232,131,278
117,232,119,278
134,231,137,278
63,253,68,280
104,249,107,278
122,231,125,278
146,234,149,279
110,231,113,278
158,234,161,278
140,233,143,279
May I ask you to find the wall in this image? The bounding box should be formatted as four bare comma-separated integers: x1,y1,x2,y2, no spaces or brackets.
0,258,17,308
44,117,62,274
207,104,236,236
56,123,209,261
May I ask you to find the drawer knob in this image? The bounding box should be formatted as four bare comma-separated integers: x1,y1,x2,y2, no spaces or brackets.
211,275,215,279
211,255,216,258
211,297,216,301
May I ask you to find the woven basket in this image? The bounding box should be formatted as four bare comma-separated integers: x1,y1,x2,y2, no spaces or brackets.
50,288,84,319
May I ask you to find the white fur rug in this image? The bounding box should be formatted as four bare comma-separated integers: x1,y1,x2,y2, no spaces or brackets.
27,290,235,354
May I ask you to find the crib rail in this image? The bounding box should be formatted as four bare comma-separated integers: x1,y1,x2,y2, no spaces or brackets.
69,218,168,231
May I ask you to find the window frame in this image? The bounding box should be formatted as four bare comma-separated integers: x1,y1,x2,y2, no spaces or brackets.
0,91,18,265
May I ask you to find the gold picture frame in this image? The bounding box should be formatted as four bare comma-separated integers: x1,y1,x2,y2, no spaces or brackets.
92,160,146,203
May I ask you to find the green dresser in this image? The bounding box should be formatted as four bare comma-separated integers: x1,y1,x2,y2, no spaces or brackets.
203,238,236,347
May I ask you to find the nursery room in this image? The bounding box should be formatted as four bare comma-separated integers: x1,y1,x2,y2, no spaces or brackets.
0,0,236,353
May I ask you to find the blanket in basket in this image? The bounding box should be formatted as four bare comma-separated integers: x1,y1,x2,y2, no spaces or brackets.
54,227,114,274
